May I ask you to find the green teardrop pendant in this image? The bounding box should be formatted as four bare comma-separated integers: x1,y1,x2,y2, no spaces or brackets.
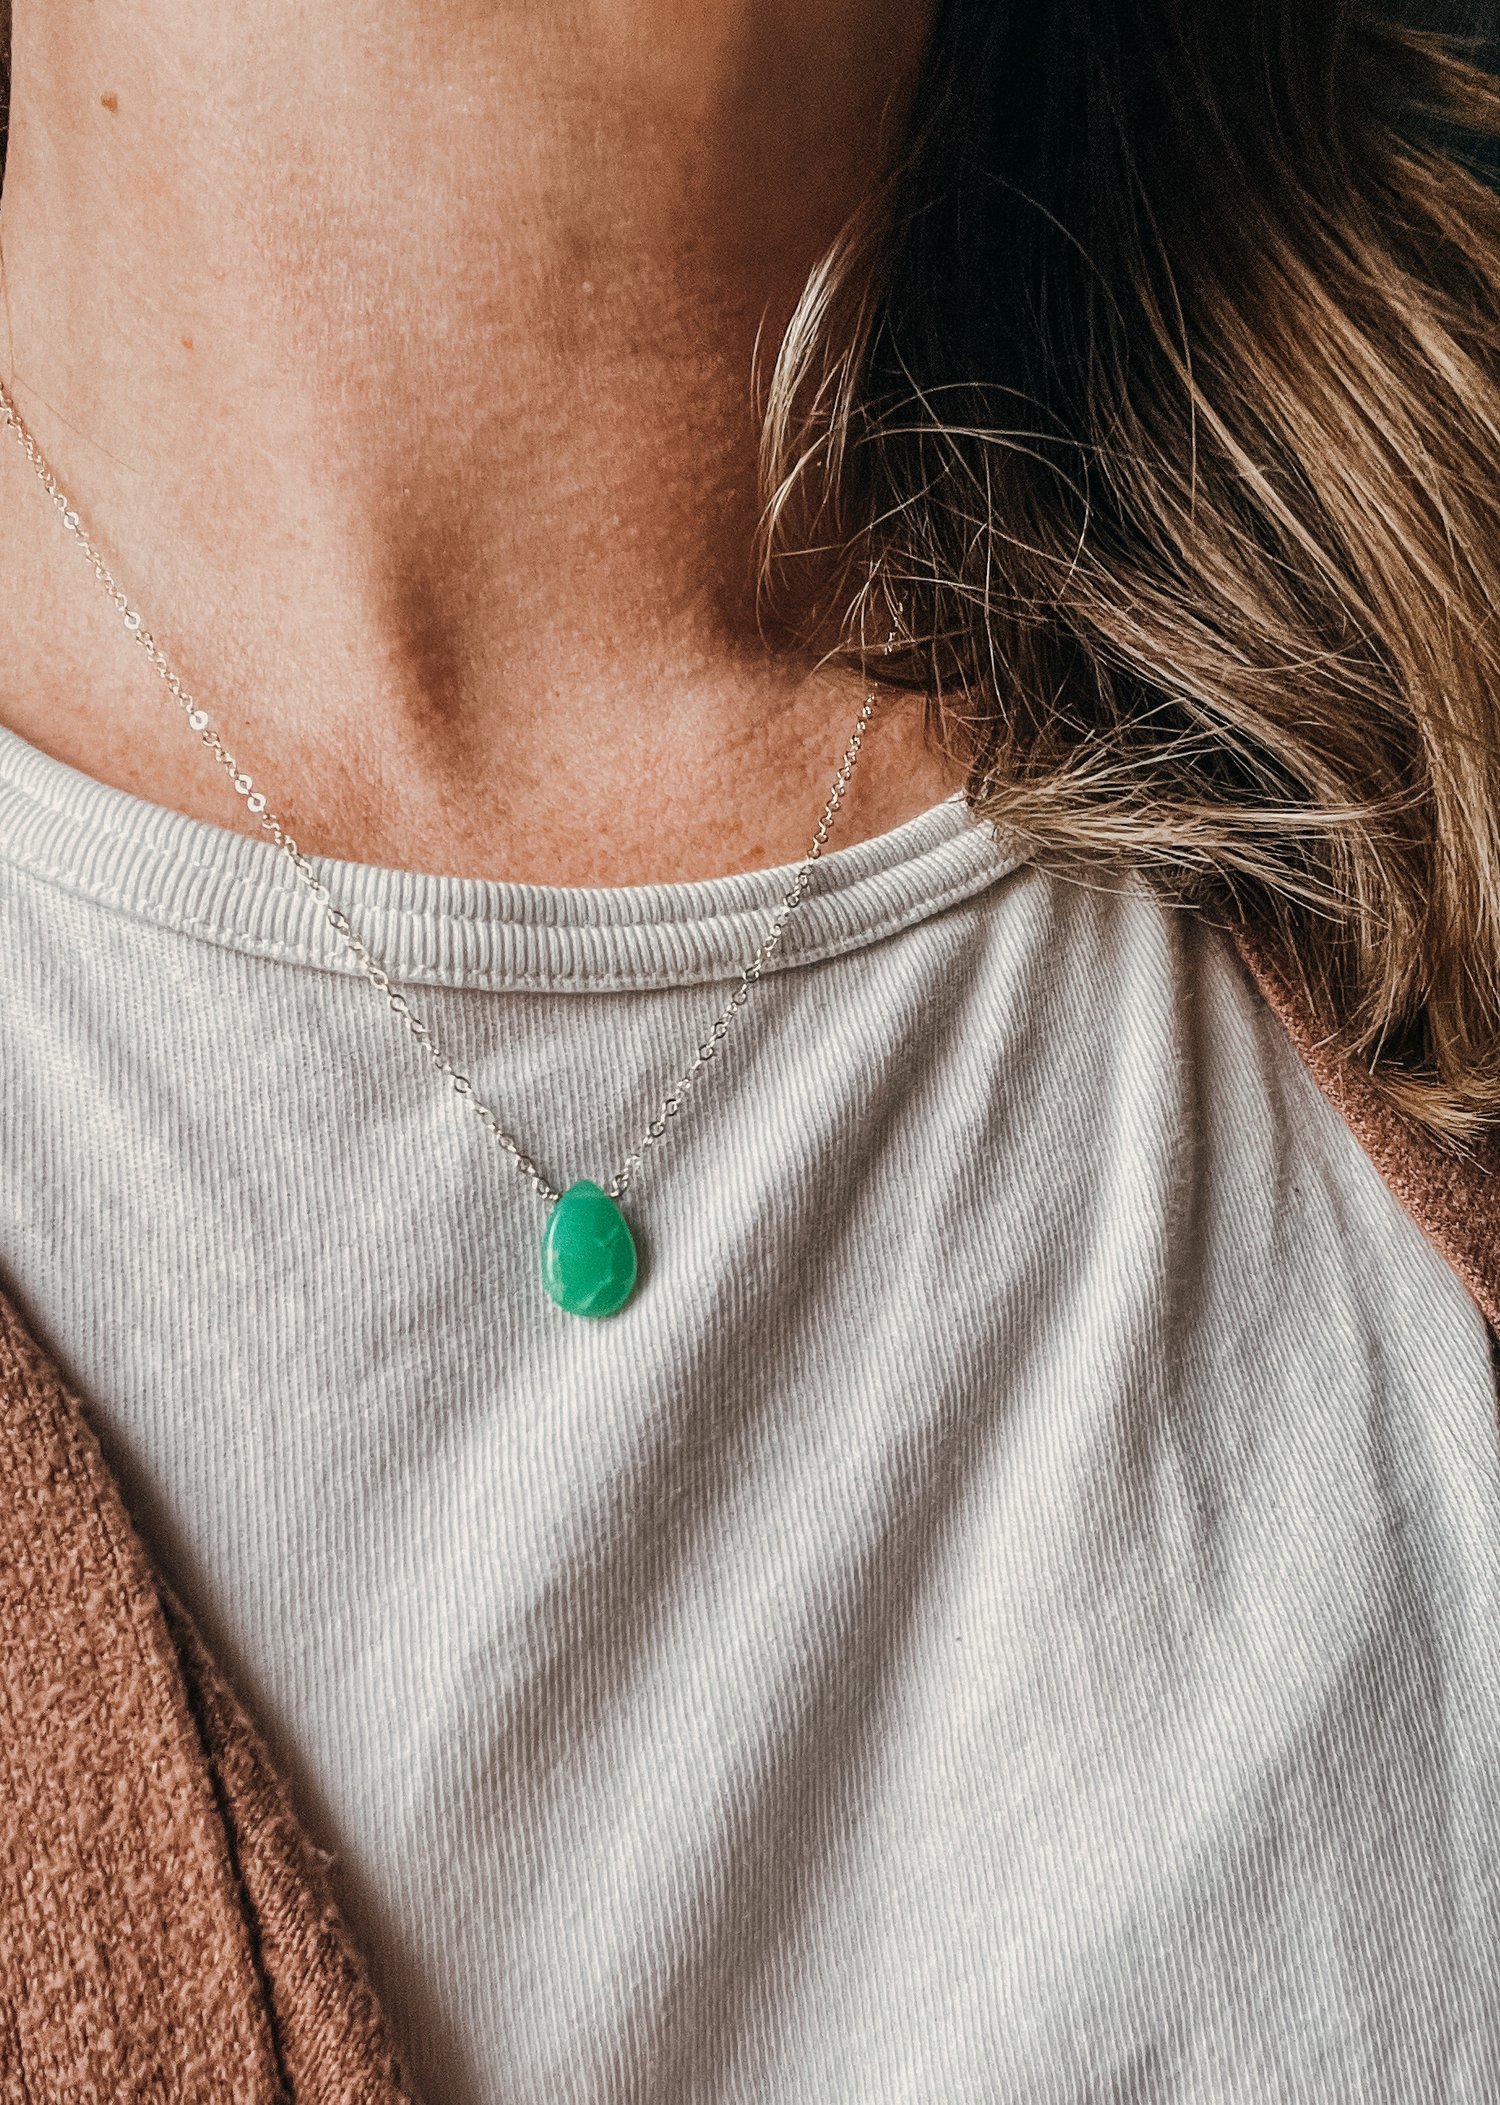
540,1179,639,1317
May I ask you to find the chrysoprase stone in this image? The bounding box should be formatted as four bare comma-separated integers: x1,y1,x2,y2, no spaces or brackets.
541,1180,639,1317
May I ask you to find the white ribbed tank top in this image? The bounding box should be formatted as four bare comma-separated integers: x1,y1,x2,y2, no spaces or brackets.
1,719,1497,2104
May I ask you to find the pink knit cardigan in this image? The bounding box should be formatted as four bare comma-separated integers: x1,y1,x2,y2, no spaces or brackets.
0,924,1496,2101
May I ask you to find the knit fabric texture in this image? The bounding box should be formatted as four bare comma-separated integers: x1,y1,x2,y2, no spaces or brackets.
0,726,1497,2099
2,940,1496,2096
0,1292,414,2101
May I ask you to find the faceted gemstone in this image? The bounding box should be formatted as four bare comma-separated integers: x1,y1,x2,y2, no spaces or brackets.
540,1180,639,1317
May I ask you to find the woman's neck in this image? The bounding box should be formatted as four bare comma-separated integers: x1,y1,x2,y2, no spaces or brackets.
0,0,956,884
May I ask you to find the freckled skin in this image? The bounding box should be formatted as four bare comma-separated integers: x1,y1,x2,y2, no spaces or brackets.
0,3,954,887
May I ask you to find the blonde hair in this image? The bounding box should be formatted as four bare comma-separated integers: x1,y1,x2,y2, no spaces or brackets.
759,1,1500,1148
3,5,1497,1143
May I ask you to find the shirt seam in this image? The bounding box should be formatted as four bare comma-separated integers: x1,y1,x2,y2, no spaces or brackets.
0,834,1021,991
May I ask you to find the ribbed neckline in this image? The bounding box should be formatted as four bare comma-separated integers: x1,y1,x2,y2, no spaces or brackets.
0,722,1024,992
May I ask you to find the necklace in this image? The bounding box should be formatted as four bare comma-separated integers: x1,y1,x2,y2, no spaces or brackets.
0,378,888,1319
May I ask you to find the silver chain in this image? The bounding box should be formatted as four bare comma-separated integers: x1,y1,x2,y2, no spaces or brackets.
0,376,885,1206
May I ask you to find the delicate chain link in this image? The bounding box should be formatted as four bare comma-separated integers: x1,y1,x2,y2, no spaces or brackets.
605,693,876,1199
0,376,884,1206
